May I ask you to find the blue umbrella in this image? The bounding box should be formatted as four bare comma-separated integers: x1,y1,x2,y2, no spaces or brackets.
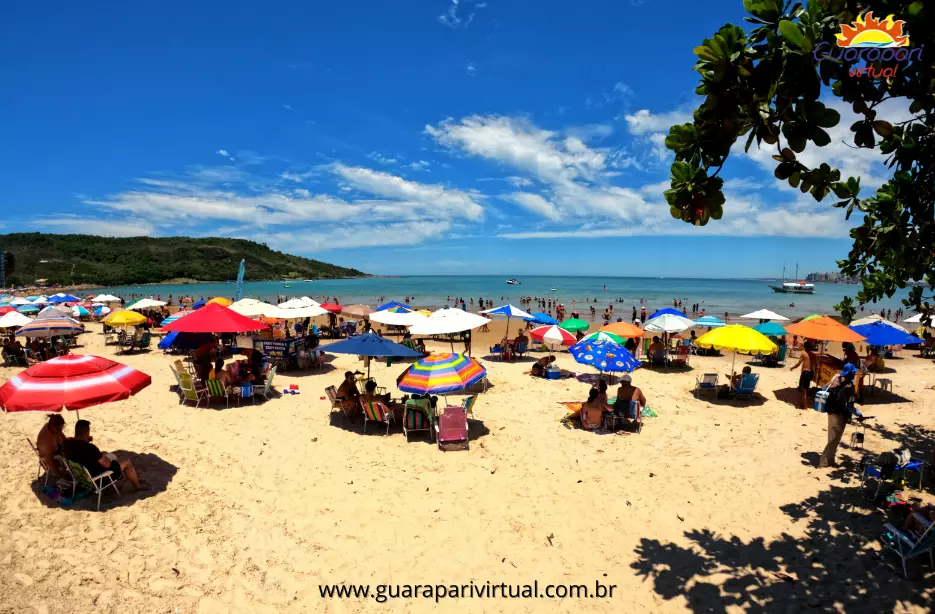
161,311,191,327
482,304,533,338
754,321,786,336
649,307,685,319
17,305,39,313
569,339,641,374
696,316,726,328
849,321,923,346
192,299,208,310
324,331,422,377
49,294,80,303
376,301,410,312
158,331,215,351
524,311,559,326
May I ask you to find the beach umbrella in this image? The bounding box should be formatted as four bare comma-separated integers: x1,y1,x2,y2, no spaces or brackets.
481,304,533,339
740,309,790,321
695,324,778,375
523,312,559,326
569,339,641,377
601,321,645,338
649,307,685,319
192,299,208,310
159,310,191,327
0,311,32,329
93,306,112,317
850,314,909,333
903,313,928,325
0,306,15,316
71,305,91,318
0,354,151,416
397,353,487,395
9,297,32,306
370,309,428,327
320,302,344,313
785,316,865,343
581,331,626,344
15,318,84,338
158,331,215,351
323,331,422,378
268,304,328,319
529,325,577,349
32,296,50,304
849,321,924,347
229,298,279,318
694,316,726,328
376,301,410,312
280,297,321,310
559,318,589,333
128,298,167,311
644,313,695,334
754,321,787,336
207,297,232,307
342,304,375,319
162,302,269,334
48,293,80,304
801,314,823,321
17,305,39,314
104,310,147,327
38,306,73,320
408,308,491,337
91,294,121,303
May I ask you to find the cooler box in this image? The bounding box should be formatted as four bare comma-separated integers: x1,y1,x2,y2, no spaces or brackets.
545,367,561,380
814,389,829,413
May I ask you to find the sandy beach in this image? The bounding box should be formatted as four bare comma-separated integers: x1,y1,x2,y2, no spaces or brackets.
2,318,934,613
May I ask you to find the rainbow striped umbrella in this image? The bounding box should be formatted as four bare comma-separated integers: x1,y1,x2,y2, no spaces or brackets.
160,311,191,327
397,353,487,394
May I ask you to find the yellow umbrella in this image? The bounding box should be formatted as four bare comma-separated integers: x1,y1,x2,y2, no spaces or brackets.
103,310,147,327
695,324,778,373
207,297,232,307
416,310,432,317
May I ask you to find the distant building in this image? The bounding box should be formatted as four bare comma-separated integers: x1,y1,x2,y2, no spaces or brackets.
806,271,859,283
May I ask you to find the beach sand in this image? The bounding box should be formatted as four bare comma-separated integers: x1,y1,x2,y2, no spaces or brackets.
1,318,934,613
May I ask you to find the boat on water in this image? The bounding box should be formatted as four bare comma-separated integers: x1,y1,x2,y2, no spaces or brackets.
303,279,314,283
550,287,557,292
769,263,815,294
506,279,521,285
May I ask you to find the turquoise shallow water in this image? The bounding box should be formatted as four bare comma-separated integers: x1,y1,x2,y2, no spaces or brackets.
87,275,911,320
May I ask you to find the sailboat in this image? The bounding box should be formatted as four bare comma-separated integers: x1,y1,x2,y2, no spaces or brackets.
769,263,815,294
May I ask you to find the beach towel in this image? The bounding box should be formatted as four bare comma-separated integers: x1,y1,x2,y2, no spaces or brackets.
524,369,575,379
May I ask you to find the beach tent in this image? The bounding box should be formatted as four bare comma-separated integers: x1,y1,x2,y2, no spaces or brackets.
849,321,923,347
753,321,787,336
481,304,533,339
369,309,428,327
162,303,269,334
694,316,726,328
524,312,559,326
740,309,789,321
649,308,685,319
128,298,167,311
0,311,32,329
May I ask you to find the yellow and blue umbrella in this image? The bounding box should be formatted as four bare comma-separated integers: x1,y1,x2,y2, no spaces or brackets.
569,340,641,373
398,353,486,394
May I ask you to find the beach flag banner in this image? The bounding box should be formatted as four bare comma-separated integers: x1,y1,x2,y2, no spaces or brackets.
235,259,246,302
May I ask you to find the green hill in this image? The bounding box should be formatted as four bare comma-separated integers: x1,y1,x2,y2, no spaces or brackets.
0,233,366,286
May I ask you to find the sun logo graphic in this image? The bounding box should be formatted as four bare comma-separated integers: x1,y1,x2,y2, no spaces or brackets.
835,12,910,48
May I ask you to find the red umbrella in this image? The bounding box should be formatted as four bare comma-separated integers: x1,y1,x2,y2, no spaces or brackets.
0,354,151,414
530,325,577,346
161,302,269,333
0,306,15,315
320,303,343,313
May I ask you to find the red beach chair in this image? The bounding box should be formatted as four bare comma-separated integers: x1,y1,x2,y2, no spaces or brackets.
435,405,469,451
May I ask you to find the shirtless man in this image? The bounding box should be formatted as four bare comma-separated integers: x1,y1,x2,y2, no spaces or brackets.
531,355,555,377
36,414,67,478
613,374,647,431
336,371,362,420
790,341,815,410
63,420,146,490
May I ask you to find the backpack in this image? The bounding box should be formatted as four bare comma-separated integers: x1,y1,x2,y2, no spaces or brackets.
825,381,854,415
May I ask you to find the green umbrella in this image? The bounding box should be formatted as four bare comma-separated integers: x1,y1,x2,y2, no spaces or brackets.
581,331,625,344
560,318,589,333
802,314,822,321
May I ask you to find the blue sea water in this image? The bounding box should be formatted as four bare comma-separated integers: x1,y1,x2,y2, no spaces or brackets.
87,275,912,320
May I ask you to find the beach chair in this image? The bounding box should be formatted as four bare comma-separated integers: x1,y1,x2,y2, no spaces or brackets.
63,458,121,511
205,378,236,409
356,376,387,396
731,373,760,400
238,382,255,405
26,438,54,486
612,400,643,434
254,365,277,402
361,400,395,435
176,371,208,408
673,345,691,367
650,349,666,367
861,456,929,500
172,359,187,376
694,373,718,398
403,399,434,442
2,349,27,367
436,404,469,451
882,514,935,578
515,341,528,358
461,394,478,420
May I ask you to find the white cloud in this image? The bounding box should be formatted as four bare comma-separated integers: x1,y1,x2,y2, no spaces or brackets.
34,216,155,237
216,149,234,161
281,104,294,111
366,151,398,165
565,123,614,142
505,192,563,221
624,108,693,135
407,160,431,171
505,176,533,188
438,0,483,28
466,63,476,76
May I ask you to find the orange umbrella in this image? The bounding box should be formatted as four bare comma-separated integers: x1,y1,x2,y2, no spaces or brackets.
785,316,865,343
601,321,645,338
259,316,285,325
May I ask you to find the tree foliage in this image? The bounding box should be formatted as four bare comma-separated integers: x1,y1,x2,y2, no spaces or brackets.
665,0,934,322
0,233,366,287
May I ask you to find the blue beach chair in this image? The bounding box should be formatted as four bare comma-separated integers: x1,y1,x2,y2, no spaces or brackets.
731,373,759,400
882,514,935,578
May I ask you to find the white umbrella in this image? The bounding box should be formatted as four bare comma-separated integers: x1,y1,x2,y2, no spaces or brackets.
370,310,428,327
268,304,328,319
279,297,319,309
9,297,31,306
92,294,121,303
0,311,32,329
740,309,790,321
32,295,50,304
408,308,491,336
128,298,167,310
644,313,695,334
903,313,929,324
850,314,910,333
481,304,534,339
229,298,280,318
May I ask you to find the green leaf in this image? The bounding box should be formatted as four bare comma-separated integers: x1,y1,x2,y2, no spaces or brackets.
873,121,893,137
778,20,805,49
815,108,840,128
811,127,831,147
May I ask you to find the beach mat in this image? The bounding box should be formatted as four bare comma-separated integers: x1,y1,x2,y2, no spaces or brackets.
523,369,575,379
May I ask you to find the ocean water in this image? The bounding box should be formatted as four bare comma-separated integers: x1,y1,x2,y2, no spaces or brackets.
86,275,912,320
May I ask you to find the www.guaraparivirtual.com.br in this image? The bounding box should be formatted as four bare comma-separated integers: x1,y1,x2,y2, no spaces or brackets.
320,580,618,603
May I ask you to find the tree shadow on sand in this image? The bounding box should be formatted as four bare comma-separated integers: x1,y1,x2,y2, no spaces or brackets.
632,424,935,612
31,451,178,512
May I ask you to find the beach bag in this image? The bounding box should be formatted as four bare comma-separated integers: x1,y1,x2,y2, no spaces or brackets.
825,381,854,415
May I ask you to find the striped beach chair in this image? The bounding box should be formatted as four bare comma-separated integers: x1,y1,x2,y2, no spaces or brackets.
205,378,235,409
361,400,395,435
403,399,433,442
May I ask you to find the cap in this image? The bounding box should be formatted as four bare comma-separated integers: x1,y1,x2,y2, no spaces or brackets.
621,374,632,383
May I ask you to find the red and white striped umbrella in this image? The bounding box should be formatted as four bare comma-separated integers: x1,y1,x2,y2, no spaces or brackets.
529,325,577,346
0,354,151,413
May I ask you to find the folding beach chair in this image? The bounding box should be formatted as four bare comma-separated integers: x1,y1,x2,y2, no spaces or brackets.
205,378,236,409
650,349,667,367
882,513,935,578
361,400,395,435
461,394,478,420
694,373,718,398
435,404,469,451
176,371,208,408
26,438,54,486
254,365,277,402
63,458,121,511
2,349,27,367
515,341,529,358
861,456,929,500
731,373,760,400
403,399,434,442
673,345,691,367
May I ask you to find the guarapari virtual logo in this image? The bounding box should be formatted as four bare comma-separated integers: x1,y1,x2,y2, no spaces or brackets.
814,12,923,79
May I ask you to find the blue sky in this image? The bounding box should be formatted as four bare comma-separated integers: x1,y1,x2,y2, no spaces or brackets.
0,1,911,277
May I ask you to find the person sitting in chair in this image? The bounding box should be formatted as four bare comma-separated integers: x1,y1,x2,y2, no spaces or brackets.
649,336,666,355
336,371,362,420
63,420,146,491
513,331,529,351
613,374,646,431
578,388,608,431
210,359,236,387
36,414,68,478
360,380,403,422
531,355,556,377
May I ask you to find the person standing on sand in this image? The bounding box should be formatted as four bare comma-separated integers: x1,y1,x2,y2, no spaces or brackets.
819,364,861,467
789,341,815,410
